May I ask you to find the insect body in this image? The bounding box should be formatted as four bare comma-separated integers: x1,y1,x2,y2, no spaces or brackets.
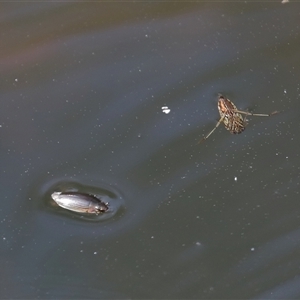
218,95,245,134
200,94,278,142
51,191,109,215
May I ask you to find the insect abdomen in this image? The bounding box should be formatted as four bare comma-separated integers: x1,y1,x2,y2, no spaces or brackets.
224,114,245,134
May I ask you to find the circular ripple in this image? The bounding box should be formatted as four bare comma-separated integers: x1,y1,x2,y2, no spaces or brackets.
40,178,125,222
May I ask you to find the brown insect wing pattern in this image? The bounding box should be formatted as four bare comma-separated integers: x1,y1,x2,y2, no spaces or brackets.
218,95,245,134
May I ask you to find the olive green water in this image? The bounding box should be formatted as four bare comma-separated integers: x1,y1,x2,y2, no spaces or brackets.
1,3,300,299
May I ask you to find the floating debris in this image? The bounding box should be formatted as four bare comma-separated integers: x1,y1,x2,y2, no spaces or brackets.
199,94,279,143
162,106,171,114
51,191,108,215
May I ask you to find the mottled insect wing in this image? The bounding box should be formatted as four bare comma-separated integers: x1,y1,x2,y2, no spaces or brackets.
218,95,245,134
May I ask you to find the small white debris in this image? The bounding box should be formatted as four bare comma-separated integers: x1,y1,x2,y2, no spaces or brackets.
234,177,237,181
284,89,287,94
15,78,18,82
251,247,255,251
281,0,289,3
161,106,171,114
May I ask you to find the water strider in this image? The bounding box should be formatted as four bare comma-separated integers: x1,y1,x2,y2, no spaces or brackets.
51,191,109,215
199,94,279,143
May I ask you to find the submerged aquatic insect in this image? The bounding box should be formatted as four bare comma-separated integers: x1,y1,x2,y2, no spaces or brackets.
200,94,279,142
51,191,109,215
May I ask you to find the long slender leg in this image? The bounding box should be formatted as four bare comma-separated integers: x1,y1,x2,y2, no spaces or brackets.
234,110,279,117
242,114,248,126
198,115,225,144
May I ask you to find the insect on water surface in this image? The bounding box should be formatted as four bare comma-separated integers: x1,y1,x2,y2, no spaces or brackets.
199,94,279,143
51,191,109,215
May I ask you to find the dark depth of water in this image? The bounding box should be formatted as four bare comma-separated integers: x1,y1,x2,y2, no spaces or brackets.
1,3,300,299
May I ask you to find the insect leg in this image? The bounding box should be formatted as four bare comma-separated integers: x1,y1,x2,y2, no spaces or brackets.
198,115,225,143
242,114,248,126
234,110,279,117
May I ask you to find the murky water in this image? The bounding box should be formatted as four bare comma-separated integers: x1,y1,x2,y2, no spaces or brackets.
1,3,300,299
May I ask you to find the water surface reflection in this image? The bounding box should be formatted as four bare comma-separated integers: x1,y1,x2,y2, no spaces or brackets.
1,2,299,299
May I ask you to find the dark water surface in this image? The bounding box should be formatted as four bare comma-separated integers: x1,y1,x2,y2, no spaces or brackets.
1,3,300,299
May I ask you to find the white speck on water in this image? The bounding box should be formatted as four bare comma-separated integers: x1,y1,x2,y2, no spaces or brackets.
162,106,171,114
15,78,18,82
251,247,255,251
234,177,237,181
284,89,287,94
94,252,97,255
